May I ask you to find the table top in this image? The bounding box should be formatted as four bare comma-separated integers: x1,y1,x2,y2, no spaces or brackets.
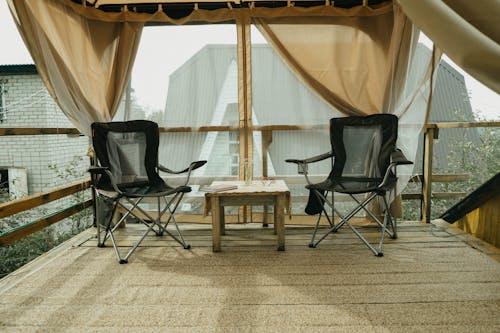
203,179,291,218
204,180,289,195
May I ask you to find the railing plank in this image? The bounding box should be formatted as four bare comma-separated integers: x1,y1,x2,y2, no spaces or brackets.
402,192,466,200
0,199,93,247
409,174,470,183
158,125,239,133
0,128,81,136
0,180,90,219
426,121,500,129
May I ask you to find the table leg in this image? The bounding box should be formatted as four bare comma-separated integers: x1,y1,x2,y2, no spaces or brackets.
272,204,277,235
221,205,225,235
211,196,221,252
263,205,269,228
276,195,285,251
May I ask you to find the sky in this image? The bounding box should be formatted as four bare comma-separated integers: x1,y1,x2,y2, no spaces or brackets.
1,2,498,120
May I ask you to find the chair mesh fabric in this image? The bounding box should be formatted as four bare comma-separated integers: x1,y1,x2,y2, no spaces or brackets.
305,114,398,213
331,114,397,176
92,120,174,196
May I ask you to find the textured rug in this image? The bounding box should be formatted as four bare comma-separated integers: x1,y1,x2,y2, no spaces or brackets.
1,224,499,332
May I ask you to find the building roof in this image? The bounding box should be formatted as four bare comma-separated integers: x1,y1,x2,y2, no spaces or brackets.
0,64,37,75
161,43,480,176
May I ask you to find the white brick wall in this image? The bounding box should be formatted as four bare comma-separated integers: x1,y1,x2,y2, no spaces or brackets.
0,73,89,195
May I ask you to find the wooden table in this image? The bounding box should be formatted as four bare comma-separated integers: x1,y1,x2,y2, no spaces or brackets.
204,180,290,252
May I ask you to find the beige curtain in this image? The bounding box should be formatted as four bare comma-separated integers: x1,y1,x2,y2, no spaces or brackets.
397,0,500,94
253,4,416,116
8,0,143,135
253,4,443,195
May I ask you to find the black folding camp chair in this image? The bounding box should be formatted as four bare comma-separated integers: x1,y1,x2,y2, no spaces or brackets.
286,114,412,256
89,120,206,264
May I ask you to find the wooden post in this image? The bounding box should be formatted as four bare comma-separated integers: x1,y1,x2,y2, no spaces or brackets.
237,16,253,223
422,126,438,223
262,130,272,226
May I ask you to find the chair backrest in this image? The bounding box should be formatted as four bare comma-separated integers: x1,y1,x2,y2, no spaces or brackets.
91,120,163,189
329,114,398,179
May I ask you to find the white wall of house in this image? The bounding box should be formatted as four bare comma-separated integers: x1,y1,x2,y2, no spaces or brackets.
0,71,89,196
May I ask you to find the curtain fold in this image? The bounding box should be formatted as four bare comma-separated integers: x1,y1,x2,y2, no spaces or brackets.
397,0,500,94
8,0,144,135
253,5,416,117
253,4,443,195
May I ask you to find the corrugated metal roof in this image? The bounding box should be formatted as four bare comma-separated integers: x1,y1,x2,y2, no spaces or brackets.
411,47,481,173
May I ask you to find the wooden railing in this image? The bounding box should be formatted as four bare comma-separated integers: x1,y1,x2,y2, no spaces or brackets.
421,121,500,223
0,180,91,246
0,120,498,246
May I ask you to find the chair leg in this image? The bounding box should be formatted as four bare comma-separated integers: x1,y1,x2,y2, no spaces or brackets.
309,190,335,248
382,194,397,239
156,192,190,249
348,193,396,239
309,210,323,248
387,196,398,239
155,197,164,236
96,192,192,263
309,192,392,256
126,194,191,249
96,199,119,248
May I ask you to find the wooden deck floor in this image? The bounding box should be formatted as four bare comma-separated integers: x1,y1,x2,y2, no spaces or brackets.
1,221,499,332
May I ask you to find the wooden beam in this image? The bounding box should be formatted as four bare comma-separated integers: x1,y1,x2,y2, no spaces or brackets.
426,121,500,129
1,122,496,137
409,174,470,183
0,199,93,247
0,128,81,136
158,126,238,133
402,192,466,200
253,124,327,131
432,192,467,199
0,180,90,218
236,16,253,223
0,122,494,140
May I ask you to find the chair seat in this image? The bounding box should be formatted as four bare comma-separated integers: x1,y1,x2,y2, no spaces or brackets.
119,181,191,198
306,176,397,194
97,180,191,198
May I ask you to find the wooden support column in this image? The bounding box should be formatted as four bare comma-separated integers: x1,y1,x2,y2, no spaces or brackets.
422,126,438,223
236,15,253,222
262,130,273,226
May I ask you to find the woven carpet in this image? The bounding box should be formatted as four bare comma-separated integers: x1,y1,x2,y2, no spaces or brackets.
1,224,499,332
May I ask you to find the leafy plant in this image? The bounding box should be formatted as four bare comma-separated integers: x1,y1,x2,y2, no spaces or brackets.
0,155,92,279
402,113,499,221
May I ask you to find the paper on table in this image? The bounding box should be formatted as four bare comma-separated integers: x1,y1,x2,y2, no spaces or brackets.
202,184,238,192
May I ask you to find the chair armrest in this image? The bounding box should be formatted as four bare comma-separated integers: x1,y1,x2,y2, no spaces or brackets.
158,160,207,174
88,166,124,194
158,160,207,186
286,151,333,166
379,149,413,188
390,149,413,166
286,152,333,184
88,166,109,175
88,166,109,186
